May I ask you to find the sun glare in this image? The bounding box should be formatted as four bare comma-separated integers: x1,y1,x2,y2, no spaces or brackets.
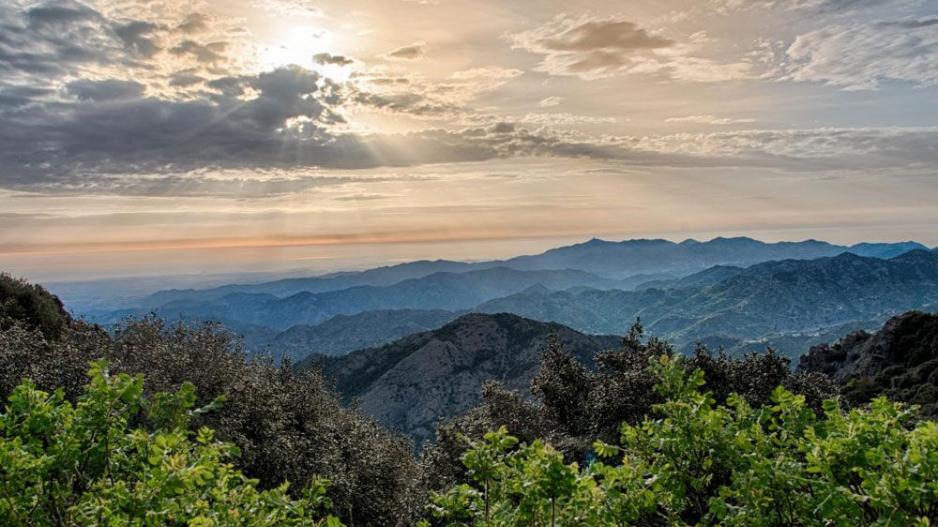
257,25,350,80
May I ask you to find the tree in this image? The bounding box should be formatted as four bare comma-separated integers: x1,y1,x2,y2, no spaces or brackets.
531,334,591,436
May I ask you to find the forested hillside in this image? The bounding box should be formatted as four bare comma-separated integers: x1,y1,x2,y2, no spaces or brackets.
1,274,936,526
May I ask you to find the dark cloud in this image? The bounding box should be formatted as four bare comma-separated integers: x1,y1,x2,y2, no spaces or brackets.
540,20,672,52
0,1,235,85
114,21,162,58
2,1,116,77
169,71,206,87
0,85,52,111
385,42,425,60
65,79,145,101
313,52,354,66
25,2,101,28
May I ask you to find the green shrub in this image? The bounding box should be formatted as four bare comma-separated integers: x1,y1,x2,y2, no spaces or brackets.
0,315,424,527
431,355,938,526
0,360,343,527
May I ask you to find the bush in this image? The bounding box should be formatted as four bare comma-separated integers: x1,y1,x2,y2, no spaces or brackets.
431,355,938,526
0,360,342,526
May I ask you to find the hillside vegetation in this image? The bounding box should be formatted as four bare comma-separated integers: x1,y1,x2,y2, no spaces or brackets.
1,274,936,526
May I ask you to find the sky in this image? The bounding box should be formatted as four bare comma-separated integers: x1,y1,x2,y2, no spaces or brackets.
1,0,938,281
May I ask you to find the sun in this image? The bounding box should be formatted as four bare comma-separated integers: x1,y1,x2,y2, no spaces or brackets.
257,25,351,80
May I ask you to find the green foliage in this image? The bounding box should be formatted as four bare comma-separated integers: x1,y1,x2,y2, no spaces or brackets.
425,321,838,489
432,355,938,526
0,360,342,526
0,313,423,527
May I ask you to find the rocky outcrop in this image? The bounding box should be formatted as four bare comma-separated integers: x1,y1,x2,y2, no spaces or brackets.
797,311,938,417
313,313,620,444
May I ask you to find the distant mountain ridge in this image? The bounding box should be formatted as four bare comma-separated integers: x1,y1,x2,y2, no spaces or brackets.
74,237,934,363
476,250,938,355
141,267,620,330
138,259,491,309
498,237,928,278
128,237,926,310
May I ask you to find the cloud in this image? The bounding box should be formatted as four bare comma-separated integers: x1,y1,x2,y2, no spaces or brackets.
665,114,756,125
313,52,354,66
509,15,751,81
169,71,205,87
177,13,211,34
538,19,673,52
539,96,563,107
711,0,902,13
629,127,938,170
450,67,523,81
13,171,396,198
0,0,128,80
782,20,938,89
519,112,617,125
3,0,937,201
170,40,229,63
384,42,426,60
0,0,242,90
113,20,162,58
349,67,522,119
0,65,367,187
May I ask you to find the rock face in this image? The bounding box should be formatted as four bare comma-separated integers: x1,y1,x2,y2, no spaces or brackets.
798,311,938,417
313,313,620,445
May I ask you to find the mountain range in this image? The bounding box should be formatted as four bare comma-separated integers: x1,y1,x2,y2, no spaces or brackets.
93,237,929,312
128,267,621,331
477,250,938,354
497,237,928,278
73,237,938,363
